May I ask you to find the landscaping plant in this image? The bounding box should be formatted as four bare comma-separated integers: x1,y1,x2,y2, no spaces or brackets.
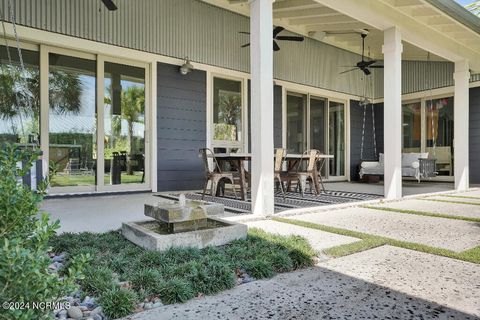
0,144,88,320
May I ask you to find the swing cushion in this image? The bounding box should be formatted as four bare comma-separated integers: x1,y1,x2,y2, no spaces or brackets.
359,152,429,182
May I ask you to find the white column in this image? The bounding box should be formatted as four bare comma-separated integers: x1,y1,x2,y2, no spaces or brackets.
250,0,274,216
382,27,403,199
454,60,470,190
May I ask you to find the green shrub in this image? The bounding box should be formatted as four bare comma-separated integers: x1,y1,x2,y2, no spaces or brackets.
99,288,137,319
81,266,117,296
202,260,236,294
0,145,88,320
243,259,275,279
139,250,168,269
265,251,294,272
157,278,195,304
129,268,163,294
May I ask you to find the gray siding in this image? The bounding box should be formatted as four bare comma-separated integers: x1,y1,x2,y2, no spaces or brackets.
350,101,384,181
469,87,480,184
156,62,206,191
2,0,366,96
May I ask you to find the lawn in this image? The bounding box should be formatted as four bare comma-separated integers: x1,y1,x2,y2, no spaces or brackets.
50,228,316,319
51,172,144,187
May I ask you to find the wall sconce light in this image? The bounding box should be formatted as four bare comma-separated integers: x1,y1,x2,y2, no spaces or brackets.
179,57,194,75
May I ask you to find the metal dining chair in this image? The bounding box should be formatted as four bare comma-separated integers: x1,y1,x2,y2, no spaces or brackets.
274,148,288,199
199,148,237,200
288,149,320,197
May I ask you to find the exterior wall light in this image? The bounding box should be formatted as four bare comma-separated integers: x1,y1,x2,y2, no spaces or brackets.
180,57,194,75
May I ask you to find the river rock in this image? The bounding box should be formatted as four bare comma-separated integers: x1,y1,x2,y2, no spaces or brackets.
67,306,83,319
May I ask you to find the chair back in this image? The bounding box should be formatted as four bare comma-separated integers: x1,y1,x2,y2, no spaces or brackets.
298,149,318,172
199,148,222,174
274,148,287,172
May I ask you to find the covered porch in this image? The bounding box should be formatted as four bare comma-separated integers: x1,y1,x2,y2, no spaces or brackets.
204,0,480,215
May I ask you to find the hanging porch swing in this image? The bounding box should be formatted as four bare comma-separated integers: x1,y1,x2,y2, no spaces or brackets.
357,54,437,182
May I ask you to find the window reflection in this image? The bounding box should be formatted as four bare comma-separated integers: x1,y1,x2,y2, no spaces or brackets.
48,53,97,187
0,46,39,146
104,62,145,185
213,78,242,143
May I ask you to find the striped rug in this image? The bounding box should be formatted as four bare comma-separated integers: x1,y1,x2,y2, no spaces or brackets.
156,190,381,214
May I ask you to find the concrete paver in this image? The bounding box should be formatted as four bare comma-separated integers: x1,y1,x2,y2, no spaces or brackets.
291,207,480,252
373,198,480,219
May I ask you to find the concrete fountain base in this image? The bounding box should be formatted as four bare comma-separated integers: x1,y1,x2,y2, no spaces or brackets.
122,217,247,251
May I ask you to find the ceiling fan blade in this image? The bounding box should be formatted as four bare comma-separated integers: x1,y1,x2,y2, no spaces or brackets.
238,31,250,35
363,68,371,76
369,65,384,69
101,0,117,10
273,26,284,37
241,43,250,48
276,36,304,42
273,40,280,51
339,68,358,75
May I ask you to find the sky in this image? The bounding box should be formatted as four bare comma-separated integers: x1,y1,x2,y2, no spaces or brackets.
455,0,475,5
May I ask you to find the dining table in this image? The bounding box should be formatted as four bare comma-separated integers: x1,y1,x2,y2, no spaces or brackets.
212,152,334,200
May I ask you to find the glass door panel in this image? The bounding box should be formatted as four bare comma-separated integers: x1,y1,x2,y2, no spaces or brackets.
0,46,40,147
286,93,307,154
48,53,96,189
328,101,345,176
426,97,453,176
310,96,327,176
104,62,145,185
402,102,421,152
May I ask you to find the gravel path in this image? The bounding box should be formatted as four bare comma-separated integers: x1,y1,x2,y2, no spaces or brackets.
290,207,480,252
125,246,480,320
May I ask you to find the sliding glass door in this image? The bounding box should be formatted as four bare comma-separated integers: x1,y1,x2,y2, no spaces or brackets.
286,92,346,179
104,62,146,186
48,53,97,191
401,97,454,179
286,93,307,154
328,101,345,177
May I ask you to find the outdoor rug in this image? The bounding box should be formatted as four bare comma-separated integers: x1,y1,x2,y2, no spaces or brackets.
155,190,381,214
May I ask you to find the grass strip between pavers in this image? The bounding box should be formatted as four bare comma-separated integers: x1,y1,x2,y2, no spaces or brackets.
441,194,480,200
272,217,480,264
362,205,480,223
420,198,480,206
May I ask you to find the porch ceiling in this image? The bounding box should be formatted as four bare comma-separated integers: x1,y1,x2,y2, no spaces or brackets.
203,0,480,71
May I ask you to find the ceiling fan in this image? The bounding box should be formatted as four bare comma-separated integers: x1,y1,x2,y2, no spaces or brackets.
339,33,383,76
101,0,117,11
239,26,304,52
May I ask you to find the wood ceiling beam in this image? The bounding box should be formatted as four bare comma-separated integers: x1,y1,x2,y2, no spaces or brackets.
306,22,371,32
274,6,337,19
273,0,320,12
289,14,355,25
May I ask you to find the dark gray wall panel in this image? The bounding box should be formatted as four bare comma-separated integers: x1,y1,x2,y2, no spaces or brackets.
469,87,480,184
349,101,384,181
157,62,206,191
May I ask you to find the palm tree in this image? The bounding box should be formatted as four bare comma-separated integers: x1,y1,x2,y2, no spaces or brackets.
121,86,144,175
466,1,480,16
0,65,83,143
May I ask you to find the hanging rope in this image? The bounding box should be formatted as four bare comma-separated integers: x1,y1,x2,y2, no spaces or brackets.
426,52,436,159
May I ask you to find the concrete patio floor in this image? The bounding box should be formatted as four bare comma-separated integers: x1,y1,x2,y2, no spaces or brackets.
44,186,480,319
